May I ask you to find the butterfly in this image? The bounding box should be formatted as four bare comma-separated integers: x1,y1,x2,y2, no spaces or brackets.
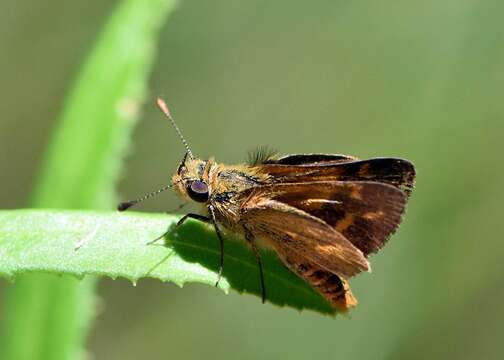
119,98,416,312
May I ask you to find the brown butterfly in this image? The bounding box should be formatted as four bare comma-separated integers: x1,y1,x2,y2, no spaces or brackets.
118,98,416,312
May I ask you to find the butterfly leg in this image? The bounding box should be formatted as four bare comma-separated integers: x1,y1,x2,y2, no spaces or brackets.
208,205,225,288
245,229,266,304
147,213,211,245
176,213,211,227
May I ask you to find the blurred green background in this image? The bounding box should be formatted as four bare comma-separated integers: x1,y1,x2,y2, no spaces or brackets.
1,0,503,359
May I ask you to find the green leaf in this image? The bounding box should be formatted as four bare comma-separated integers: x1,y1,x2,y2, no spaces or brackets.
0,209,335,315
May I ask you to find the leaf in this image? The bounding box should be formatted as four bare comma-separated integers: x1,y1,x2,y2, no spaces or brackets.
0,209,335,315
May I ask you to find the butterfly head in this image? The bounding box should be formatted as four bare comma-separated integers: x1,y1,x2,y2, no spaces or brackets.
172,153,210,203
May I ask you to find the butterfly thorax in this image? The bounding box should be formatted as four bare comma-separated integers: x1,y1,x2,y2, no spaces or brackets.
171,157,271,229
209,163,271,228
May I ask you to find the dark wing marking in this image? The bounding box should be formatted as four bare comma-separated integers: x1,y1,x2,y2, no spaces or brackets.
264,153,356,165
241,197,369,277
261,157,416,196
250,181,408,256
277,248,357,311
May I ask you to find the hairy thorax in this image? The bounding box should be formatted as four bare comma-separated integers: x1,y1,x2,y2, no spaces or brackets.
171,157,271,230
209,163,271,229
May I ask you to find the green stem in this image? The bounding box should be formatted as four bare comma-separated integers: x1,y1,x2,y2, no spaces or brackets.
2,275,96,360
0,0,177,359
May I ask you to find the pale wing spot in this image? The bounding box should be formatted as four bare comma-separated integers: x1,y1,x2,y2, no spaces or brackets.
335,214,354,232
350,185,363,200
362,210,385,220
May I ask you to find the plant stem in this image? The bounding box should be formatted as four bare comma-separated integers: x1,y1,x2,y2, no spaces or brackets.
0,0,178,359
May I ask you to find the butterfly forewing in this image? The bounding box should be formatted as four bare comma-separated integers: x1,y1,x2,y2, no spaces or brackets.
261,157,416,196
265,153,357,165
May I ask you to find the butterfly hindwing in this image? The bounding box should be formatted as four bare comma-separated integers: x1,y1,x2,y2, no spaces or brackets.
275,246,358,311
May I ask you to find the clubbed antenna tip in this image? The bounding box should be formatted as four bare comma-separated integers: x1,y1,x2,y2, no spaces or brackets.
156,97,194,159
156,97,172,118
117,201,135,211
117,184,173,212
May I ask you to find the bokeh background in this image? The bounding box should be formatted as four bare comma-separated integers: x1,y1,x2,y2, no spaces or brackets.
1,0,503,359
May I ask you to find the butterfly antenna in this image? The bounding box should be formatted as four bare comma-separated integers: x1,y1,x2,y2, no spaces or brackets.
156,97,194,159
117,184,173,211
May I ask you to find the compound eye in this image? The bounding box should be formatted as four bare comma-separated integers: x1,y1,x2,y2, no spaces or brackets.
187,180,209,202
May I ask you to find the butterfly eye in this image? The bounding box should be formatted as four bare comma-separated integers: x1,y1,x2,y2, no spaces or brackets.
187,180,209,203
